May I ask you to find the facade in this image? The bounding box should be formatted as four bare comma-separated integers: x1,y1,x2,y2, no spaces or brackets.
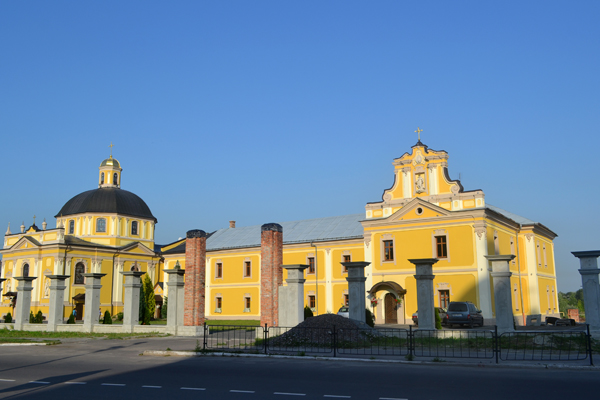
0,140,560,325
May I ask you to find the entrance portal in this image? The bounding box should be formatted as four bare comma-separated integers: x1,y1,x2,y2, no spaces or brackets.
385,293,397,324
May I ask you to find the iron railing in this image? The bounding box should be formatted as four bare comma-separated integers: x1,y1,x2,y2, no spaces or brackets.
199,323,594,365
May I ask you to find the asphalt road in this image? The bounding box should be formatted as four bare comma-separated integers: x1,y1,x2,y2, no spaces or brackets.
0,337,598,400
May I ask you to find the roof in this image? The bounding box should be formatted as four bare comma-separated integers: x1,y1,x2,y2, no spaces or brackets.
100,156,121,168
55,188,156,222
486,205,536,226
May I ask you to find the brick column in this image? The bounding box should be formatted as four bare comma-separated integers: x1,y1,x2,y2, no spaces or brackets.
409,258,438,330
46,275,69,332
184,229,207,326
260,223,283,326
14,276,36,330
572,250,600,335
486,255,516,334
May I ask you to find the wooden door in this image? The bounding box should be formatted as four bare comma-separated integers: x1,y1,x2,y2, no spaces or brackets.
385,293,397,324
75,303,84,321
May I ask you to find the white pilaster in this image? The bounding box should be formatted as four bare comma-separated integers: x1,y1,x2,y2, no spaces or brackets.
325,249,333,313
474,225,492,319
524,235,541,314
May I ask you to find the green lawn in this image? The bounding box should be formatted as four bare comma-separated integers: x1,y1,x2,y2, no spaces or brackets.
205,320,260,326
0,328,168,340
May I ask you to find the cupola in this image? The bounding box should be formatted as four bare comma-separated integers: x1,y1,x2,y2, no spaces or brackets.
99,144,122,188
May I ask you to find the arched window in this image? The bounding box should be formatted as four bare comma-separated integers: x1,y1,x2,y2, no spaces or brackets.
96,218,106,233
131,221,138,236
74,263,85,285
22,263,30,277
69,220,75,234
113,173,118,185
100,172,105,184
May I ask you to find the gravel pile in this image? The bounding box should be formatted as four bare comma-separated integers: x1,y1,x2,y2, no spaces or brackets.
269,314,379,347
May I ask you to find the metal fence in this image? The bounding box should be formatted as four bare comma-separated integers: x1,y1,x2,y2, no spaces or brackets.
200,324,594,365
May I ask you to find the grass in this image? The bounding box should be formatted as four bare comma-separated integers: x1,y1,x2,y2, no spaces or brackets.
205,320,260,326
149,319,167,325
0,327,168,340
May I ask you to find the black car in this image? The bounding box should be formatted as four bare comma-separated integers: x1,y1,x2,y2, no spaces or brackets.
446,302,484,328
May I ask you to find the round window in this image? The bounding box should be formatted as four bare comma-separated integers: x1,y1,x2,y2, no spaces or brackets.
416,207,424,215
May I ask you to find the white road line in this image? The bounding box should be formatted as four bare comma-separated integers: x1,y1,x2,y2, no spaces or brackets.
29,381,50,384
181,387,206,391
101,383,126,387
230,390,255,393
0,379,16,382
64,382,87,385
379,398,408,400
274,393,306,396
142,385,162,388
324,396,351,399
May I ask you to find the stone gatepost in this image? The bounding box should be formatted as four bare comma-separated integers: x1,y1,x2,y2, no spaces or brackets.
572,250,600,335
46,275,69,331
82,273,106,332
14,276,37,330
342,261,370,323
279,264,308,327
164,268,185,328
409,258,438,330
486,255,516,334
121,271,145,333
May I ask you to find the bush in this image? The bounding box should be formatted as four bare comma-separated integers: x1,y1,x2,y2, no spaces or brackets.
139,285,150,325
435,307,442,330
29,311,35,323
4,313,12,323
103,310,112,324
143,275,156,320
304,305,314,320
161,296,168,319
117,312,124,321
365,308,375,327
35,311,44,324
67,314,75,324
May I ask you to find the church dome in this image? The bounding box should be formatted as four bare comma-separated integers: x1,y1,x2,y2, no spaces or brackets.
100,156,121,168
55,188,157,222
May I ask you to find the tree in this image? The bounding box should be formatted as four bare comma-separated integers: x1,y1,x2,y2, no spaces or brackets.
103,310,112,324
139,284,150,325
143,275,156,320
161,296,168,319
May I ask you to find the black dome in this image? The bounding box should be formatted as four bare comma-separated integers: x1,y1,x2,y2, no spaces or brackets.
55,188,157,222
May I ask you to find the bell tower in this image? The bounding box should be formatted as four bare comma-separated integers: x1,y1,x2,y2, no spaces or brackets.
98,143,122,188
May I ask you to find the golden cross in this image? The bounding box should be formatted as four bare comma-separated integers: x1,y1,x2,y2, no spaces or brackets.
109,142,114,157
414,127,423,141
33,215,36,225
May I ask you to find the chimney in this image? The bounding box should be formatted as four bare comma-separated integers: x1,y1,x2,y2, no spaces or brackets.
229,221,236,228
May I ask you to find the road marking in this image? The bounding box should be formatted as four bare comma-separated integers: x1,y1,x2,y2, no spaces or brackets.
0,379,16,382
181,387,206,391
29,381,50,384
230,390,255,393
142,385,162,388
379,398,408,400
102,383,126,387
64,382,87,385
324,396,351,399
274,393,306,396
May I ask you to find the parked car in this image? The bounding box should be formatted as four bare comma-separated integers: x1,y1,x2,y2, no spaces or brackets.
337,306,349,318
446,301,484,327
412,307,448,326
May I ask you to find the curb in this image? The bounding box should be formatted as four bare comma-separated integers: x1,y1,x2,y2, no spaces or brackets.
0,343,49,346
142,350,599,371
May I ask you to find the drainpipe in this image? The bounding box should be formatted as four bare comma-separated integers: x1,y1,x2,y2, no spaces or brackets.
310,241,318,316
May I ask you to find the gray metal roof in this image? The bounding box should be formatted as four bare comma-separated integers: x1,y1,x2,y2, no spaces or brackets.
206,213,365,251
486,205,536,226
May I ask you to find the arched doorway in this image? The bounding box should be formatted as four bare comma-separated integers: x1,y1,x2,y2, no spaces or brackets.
385,293,397,324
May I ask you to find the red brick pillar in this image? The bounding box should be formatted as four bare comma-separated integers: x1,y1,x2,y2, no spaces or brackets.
260,223,283,326
184,229,207,326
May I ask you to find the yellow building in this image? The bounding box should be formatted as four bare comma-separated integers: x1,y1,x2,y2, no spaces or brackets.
1,140,560,325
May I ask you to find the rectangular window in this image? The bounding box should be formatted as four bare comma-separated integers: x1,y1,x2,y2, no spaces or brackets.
439,290,450,309
383,240,394,261
308,295,316,309
307,257,315,274
342,255,351,273
435,236,447,258
131,221,138,236
215,263,223,279
244,261,251,277
244,297,251,312
343,294,349,306
96,218,106,233
215,297,222,313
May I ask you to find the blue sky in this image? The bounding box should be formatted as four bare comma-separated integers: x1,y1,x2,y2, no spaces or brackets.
1,1,598,292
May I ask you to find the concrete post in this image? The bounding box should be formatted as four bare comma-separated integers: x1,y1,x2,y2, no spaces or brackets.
486,255,516,334
121,271,145,333
279,264,308,327
82,273,105,332
164,268,185,328
46,275,69,331
14,276,37,330
409,258,438,330
572,250,600,335
342,261,370,323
